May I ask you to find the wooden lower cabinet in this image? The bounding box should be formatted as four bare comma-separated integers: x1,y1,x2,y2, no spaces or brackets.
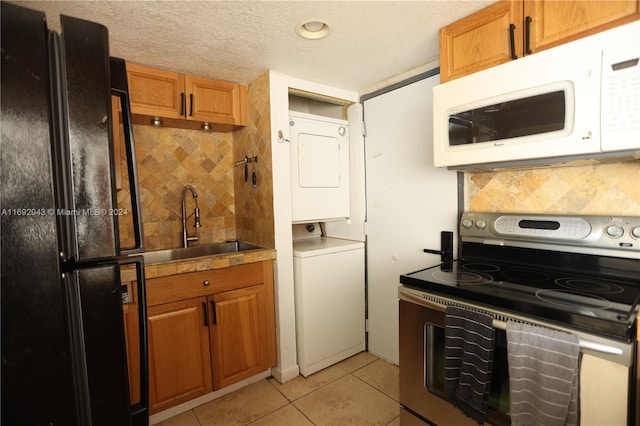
209,284,276,389
145,261,276,414
122,300,141,405
147,298,213,413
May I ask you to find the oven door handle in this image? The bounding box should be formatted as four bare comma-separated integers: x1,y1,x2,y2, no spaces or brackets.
399,287,624,356
489,319,623,356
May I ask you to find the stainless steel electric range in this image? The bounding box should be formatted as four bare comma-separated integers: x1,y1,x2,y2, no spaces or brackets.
399,212,640,426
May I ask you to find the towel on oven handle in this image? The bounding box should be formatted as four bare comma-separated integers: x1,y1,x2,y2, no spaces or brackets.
506,321,580,426
444,306,496,424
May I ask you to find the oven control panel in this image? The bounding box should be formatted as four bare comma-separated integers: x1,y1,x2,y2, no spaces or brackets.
460,212,640,258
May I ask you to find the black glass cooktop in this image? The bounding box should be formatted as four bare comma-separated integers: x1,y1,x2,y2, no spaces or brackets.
400,256,640,340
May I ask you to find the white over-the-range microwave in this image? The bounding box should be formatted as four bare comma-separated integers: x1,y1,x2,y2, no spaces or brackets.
433,21,640,170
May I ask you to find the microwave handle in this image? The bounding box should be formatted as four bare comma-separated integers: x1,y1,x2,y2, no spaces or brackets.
509,24,518,60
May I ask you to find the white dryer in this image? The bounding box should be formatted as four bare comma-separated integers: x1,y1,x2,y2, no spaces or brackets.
289,111,350,222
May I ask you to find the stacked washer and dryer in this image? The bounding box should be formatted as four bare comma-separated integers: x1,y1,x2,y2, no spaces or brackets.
289,111,365,377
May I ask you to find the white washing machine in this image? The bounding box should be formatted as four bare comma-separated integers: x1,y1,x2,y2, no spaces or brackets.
293,237,365,376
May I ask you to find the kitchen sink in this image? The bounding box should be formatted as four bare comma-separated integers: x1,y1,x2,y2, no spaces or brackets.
141,241,264,264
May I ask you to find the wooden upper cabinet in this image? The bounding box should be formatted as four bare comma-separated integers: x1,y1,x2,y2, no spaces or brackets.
525,0,640,53
440,0,523,83
440,0,640,83
127,63,185,119
126,62,247,131
186,75,247,126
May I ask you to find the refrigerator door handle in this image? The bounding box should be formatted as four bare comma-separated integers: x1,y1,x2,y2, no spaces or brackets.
111,57,144,255
116,89,144,255
116,255,149,424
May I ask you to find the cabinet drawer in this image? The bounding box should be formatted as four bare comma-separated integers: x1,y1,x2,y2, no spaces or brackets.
146,262,265,306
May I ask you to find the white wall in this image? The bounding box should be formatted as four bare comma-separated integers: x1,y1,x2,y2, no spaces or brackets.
363,73,459,364
268,71,358,383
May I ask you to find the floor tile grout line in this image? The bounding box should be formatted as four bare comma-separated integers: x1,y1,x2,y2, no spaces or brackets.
192,408,203,426
290,401,318,426
385,414,401,426
242,395,291,425
267,365,351,402
350,359,400,402
349,371,400,404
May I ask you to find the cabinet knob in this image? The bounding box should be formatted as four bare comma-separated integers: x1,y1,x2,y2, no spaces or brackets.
203,280,210,287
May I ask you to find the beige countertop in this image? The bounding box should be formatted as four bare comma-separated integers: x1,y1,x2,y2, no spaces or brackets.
121,247,276,282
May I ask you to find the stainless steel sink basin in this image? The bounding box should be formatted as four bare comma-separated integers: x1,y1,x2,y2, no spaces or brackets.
141,241,263,264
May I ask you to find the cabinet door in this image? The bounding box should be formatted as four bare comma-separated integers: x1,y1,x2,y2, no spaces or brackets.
439,0,523,83
185,75,247,125
209,285,274,389
122,299,140,405
127,62,185,119
525,0,640,53
147,297,213,413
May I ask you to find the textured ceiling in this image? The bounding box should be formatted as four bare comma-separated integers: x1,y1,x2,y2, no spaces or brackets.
15,1,495,93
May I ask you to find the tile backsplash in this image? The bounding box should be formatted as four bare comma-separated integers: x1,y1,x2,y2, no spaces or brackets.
126,126,236,250
466,160,640,215
117,73,275,252
232,72,275,248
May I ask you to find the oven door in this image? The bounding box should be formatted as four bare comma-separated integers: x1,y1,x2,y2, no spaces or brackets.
399,286,635,426
399,298,509,425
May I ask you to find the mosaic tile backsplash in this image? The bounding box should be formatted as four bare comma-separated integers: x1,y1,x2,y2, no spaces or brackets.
466,160,640,215
124,126,236,250
232,72,275,248
117,72,275,252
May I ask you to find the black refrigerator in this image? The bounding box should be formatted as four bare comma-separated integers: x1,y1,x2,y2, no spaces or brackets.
1,3,148,425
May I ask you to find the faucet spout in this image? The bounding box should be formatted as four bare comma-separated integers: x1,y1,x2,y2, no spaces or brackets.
182,185,201,248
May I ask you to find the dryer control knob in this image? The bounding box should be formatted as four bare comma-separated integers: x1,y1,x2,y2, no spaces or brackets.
631,226,640,239
462,219,473,229
475,219,487,230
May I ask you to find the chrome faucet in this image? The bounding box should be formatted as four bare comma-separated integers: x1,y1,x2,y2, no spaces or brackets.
181,185,201,247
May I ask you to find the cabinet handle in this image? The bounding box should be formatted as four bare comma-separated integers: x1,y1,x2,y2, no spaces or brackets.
509,23,518,60
180,92,186,116
203,280,210,287
210,300,217,325
189,93,194,116
525,16,532,54
202,301,209,326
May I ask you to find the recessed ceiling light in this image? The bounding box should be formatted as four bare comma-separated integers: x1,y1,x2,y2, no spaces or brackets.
296,19,330,40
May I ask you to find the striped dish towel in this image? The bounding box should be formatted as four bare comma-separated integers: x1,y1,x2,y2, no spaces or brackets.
444,306,496,424
506,321,580,426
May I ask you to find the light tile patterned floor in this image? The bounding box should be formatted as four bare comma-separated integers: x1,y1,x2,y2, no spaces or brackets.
155,352,399,426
